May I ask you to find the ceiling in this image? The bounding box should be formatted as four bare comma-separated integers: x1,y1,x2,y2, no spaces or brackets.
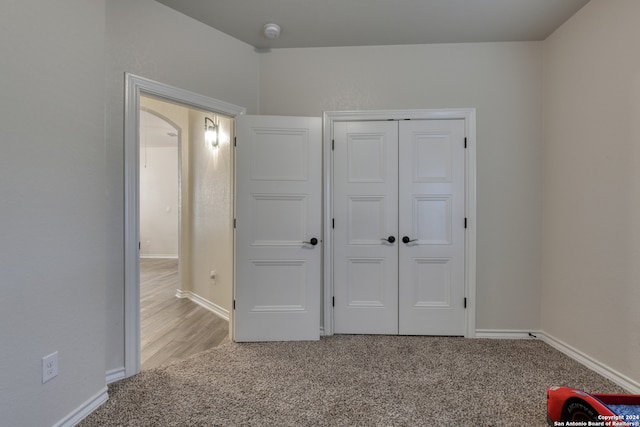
154,0,590,50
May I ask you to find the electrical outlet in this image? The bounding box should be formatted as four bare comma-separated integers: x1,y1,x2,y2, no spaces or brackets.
42,351,58,384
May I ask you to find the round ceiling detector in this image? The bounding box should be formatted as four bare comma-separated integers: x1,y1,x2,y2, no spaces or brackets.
264,23,280,39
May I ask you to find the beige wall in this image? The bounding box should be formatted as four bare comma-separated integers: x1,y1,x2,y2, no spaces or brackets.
105,0,258,373
139,98,233,313
140,97,192,290
259,42,545,331
0,1,108,425
140,145,179,257
542,0,640,385
189,111,234,313
139,120,180,257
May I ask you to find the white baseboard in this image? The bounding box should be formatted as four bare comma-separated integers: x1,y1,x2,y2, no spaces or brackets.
539,331,640,394
140,254,178,259
52,386,108,427
476,329,640,392
106,367,126,384
475,329,540,339
175,290,229,321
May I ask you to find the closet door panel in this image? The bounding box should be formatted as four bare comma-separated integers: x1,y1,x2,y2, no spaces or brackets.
333,121,399,334
398,120,466,336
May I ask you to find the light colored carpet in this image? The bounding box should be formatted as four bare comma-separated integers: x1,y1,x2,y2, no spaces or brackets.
80,335,625,426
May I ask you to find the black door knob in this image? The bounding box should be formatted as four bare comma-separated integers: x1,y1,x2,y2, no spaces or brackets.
402,236,418,244
303,237,318,246
381,236,396,243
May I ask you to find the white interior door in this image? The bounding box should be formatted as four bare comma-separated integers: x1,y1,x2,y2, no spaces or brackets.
234,115,321,341
333,121,399,334
333,119,466,336
398,120,466,335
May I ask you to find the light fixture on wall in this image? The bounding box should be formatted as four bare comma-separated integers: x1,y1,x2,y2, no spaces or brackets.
204,116,218,148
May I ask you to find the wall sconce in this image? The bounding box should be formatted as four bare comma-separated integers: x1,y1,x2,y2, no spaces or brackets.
204,116,219,148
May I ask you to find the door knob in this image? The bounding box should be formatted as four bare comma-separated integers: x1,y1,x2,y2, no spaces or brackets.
402,236,418,244
380,236,396,243
303,237,318,246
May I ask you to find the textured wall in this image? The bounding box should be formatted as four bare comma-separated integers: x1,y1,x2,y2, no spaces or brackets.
259,42,544,332
140,144,179,258
0,0,108,425
189,111,234,314
140,96,192,290
542,0,640,386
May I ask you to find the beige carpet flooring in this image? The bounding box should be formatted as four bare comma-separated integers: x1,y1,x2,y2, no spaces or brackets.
80,335,625,426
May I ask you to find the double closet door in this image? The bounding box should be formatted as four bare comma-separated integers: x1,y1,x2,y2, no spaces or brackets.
333,119,466,335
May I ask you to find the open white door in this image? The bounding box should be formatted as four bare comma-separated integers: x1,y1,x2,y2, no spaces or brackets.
234,115,322,341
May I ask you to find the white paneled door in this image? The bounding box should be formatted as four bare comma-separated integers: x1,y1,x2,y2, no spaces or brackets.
234,115,322,342
398,120,466,335
333,119,466,335
333,121,399,334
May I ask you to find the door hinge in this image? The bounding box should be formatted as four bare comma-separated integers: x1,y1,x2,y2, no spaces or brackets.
332,296,335,307
464,297,467,308
233,300,236,310
234,218,237,228
332,218,335,229
332,139,334,150
138,241,140,251
464,218,468,229
234,136,237,147
464,137,467,148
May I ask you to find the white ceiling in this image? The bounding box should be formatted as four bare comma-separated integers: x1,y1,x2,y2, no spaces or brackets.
154,0,590,50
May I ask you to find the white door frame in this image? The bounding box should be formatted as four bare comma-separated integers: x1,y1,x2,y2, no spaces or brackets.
322,109,477,337
123,73,245,378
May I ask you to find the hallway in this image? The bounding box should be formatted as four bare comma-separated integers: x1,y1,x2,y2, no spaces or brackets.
140,258,229,369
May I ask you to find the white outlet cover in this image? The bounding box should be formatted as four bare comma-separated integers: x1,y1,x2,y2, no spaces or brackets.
42,351,58,384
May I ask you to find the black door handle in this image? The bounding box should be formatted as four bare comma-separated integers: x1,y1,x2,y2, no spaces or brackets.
402,236,418,244
380,236,396,243
303,237,318,246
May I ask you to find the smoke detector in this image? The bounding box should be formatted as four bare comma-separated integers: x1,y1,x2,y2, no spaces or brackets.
264,23,280,39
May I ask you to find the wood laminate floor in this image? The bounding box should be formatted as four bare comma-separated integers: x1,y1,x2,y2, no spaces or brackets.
140,258,229,370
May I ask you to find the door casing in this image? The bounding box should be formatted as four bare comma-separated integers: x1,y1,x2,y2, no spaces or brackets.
323,109,477,337
123,73,245,379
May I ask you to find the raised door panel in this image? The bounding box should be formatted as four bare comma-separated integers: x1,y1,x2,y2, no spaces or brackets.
249,195,307,246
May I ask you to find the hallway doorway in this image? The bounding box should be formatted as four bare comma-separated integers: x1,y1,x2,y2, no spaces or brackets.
124,74,246,377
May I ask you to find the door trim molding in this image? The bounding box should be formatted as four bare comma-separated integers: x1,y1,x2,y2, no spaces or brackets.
124,73,245,378
322,109,477,337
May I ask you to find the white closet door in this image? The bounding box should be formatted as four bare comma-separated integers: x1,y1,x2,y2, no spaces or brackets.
234,115,322,342
398,119,466,335
333,121,399,334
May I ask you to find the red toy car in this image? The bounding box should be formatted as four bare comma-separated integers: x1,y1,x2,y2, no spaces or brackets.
547,386,640,426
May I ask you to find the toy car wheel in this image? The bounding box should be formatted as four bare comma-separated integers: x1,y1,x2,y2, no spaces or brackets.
561,399,599,421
